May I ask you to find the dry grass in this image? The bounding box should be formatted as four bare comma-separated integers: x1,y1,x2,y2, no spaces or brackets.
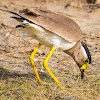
0,63,100,100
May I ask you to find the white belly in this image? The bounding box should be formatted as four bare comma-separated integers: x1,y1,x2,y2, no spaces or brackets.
18,22,76,51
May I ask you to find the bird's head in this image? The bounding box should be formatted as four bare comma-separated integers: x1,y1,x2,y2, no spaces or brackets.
65,42,91,79
73,44,91,79
79,44,91,78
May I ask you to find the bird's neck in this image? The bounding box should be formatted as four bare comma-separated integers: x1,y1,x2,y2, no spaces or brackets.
64,41,85,67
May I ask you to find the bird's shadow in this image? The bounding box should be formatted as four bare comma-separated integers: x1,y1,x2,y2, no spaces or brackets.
0,68,53,82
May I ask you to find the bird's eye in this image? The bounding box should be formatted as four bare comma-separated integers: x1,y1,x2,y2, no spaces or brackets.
85,58,89,63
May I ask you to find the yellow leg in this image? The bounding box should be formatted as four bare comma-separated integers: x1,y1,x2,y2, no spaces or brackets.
30,44,41,83
43,47,60,86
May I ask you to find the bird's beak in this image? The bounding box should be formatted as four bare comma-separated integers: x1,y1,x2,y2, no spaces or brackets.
80,69,84,79
80,62,89,79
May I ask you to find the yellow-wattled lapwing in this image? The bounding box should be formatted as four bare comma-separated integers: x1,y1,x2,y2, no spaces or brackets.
0,8,91,86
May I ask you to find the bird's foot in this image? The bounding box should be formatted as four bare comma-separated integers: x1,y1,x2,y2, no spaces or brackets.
59,85,66,90
39,81,47,85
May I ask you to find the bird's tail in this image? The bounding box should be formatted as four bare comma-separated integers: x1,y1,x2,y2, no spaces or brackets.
0,9,23,18
0,9,34,24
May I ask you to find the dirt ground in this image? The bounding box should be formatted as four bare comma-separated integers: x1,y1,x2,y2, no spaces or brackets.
0,0,100,100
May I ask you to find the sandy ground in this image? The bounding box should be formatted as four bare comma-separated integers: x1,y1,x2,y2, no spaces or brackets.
0,0,100,100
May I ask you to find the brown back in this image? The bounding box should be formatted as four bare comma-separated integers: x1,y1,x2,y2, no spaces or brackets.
19,8,83,42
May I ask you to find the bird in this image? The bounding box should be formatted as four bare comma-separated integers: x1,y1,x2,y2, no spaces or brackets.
0,8,91,86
